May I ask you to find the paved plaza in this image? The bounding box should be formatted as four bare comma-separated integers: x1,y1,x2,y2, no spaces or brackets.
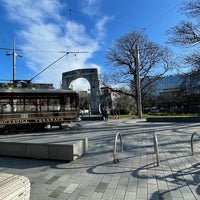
0,119,200,200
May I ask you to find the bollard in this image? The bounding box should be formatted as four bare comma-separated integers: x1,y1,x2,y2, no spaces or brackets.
83,137,88,154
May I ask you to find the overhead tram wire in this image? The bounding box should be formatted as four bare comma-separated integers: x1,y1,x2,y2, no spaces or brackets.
67,2,183,53
0,47,88,54
0,1,182,52
67,8,80,61
68,1,182,33
30,51,89,82
0,2,182,61
142,1,183,31
0,49,89,82
0,47,22,51
68,8,135,29
0,79,13,82
29,53,69,81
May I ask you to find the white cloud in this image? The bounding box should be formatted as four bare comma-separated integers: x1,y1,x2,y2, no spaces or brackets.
81,0,101,17
94,16,113,40
2,0,62,25
2,0,109,88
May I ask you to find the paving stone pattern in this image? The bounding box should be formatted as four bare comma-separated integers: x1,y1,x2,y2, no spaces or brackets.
0,119,200,199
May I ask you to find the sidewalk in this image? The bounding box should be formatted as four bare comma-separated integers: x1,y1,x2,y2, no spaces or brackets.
0,119,200,200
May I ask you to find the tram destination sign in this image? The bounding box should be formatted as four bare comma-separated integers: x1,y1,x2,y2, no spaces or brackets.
0,117,65,125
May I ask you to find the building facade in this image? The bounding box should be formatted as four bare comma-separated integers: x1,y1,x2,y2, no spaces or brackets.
147,73,200,113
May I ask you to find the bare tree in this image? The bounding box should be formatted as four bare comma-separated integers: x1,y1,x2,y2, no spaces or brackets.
104,30,173,115
167,0,200,71
168,21,200,46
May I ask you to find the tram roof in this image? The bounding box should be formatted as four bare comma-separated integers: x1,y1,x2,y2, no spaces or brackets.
0,88,77,94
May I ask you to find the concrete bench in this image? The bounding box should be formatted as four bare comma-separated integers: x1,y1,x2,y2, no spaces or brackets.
0,173,30,200
0,138,88,161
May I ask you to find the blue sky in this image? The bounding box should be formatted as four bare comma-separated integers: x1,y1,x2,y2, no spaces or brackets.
0,0,185,89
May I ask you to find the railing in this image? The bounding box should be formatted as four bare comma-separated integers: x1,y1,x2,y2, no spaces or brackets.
153,133,160,166
191,132,200,155
113,132,123,163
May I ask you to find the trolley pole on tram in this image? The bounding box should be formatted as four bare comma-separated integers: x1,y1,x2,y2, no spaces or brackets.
6,36,22,82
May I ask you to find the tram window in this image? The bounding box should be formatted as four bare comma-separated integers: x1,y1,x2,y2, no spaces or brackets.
31,99,37,111
64,95,78,110
12,96,24,112
0,99,11,113
25,98,37,112
0,99,9,104
12,99,17,112
25,99,32,111
37,98,47,111
3,103,11,112
65,97,71,110
17,105,24,112
71,98,76,110
49,98,60,111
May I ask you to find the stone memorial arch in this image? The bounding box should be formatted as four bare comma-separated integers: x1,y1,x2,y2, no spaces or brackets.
62,68,101,114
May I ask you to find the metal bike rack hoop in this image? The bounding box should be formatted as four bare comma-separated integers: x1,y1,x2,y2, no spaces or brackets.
153,132,160,166
113,132,123,163
191,132,200,155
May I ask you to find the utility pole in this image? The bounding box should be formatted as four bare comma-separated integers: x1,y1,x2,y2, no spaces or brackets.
6,36,22,82
135,45,142,118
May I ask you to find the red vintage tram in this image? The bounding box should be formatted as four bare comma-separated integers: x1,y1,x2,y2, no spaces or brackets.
0,83,79,132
